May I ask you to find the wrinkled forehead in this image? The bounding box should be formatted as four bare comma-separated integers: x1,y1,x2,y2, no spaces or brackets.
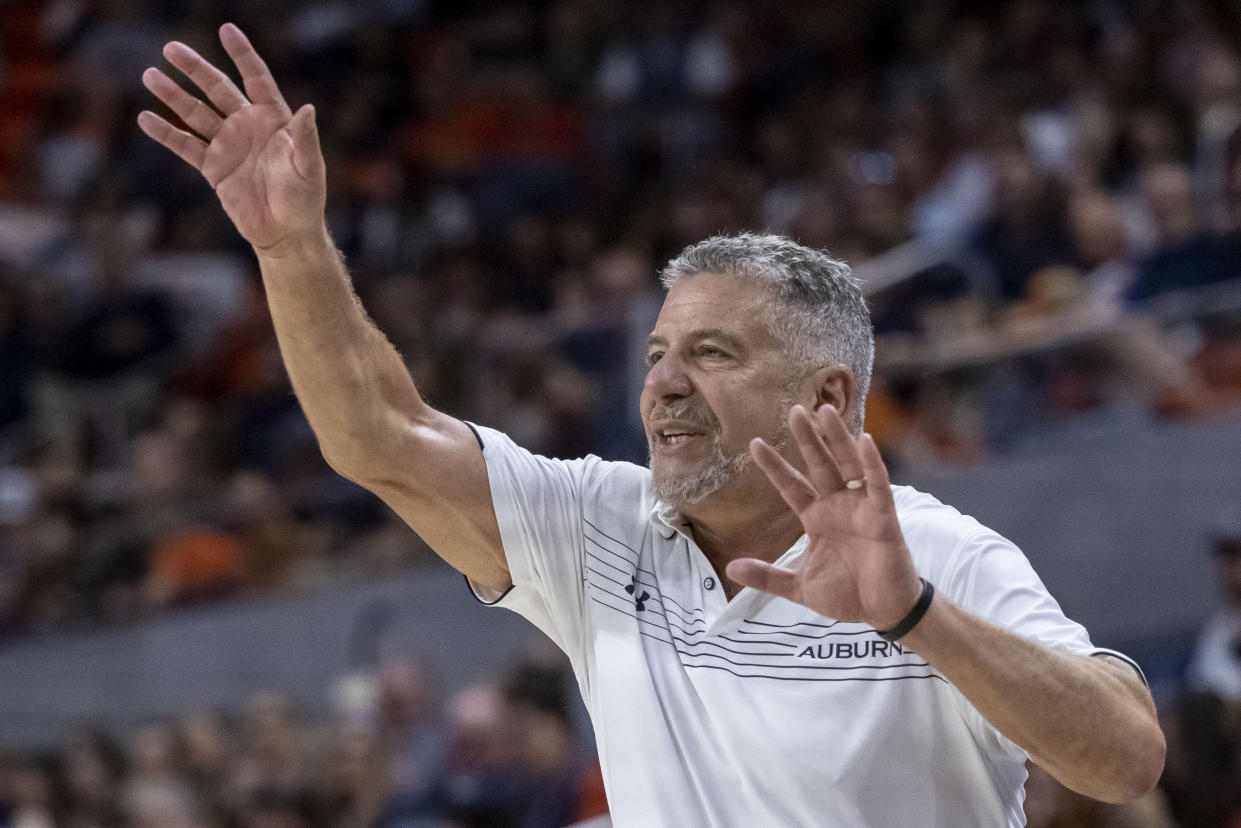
650,275,784,352
652,271,780,342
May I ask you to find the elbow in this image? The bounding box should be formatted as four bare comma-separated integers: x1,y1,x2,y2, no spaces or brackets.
321,448,364,484
1095,724,1167,804
1125,727,1168,803
316,429,367,479
321,441,396,490
318,411,438,490
320,439,368,481
317,413,415,484
319,428,399,487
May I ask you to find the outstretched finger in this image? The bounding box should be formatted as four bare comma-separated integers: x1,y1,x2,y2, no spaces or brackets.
289,104,324,183
858,434,897,511
137,111,207,171
163,41,249,115
750,437,816,514
789,405,844,494
815,404,865,487
142,67,223,140
219,23,291,115
725,558,800,601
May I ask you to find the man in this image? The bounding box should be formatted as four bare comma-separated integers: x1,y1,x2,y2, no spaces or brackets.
1186,509,1241,699
138,24,1165,826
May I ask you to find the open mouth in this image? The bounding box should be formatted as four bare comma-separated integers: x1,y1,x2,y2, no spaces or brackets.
651,425,708,448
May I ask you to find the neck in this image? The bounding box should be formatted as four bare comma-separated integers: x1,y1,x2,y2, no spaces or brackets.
680,483,804,596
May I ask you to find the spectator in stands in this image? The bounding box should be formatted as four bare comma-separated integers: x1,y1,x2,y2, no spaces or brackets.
42,212,181,466
1159,691,1241,828
229,691,312,813
177,708,240,825
0,276,33,443
0,757,56,828
124,721,187,792
321,721,391,828
1127,162,1225,304
122,778,209,828
375,655,445,817
416,685,527,828
500,657,608,828
238,784,318,828
1186,509,1241,699
1066,188,1134,312
59,724,126,827
970,148,1073,301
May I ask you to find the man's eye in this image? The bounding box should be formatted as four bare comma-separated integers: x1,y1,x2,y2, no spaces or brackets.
699,346,725,358
647,352,663,366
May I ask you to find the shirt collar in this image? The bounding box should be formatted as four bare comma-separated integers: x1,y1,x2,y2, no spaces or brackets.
649,500,812,566
649,499,686,539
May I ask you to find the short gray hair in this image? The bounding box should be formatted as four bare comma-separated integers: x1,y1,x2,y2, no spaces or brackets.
659,233,874,431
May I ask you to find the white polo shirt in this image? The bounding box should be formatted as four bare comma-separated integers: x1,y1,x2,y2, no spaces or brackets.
469,425,1142,828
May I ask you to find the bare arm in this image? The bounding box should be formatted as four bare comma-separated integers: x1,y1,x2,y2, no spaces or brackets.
899,598,1164,803
139,24,509,592
727,403,1165,803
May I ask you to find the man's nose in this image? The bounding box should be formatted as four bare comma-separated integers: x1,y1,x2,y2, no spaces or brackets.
643,352,693,401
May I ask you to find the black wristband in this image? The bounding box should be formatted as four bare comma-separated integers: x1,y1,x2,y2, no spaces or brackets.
876,579,935,642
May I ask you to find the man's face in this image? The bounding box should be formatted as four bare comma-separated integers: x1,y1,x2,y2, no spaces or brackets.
641,271,804,511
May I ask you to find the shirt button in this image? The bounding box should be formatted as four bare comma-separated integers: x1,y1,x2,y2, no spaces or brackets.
704,577,715,590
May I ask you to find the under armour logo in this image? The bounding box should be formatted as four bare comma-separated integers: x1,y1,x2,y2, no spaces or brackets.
625,581,651,611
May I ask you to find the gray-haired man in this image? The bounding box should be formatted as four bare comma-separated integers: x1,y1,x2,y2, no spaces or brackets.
140,24,1164,826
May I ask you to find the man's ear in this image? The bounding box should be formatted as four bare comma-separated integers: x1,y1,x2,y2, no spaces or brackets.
812,366,854,421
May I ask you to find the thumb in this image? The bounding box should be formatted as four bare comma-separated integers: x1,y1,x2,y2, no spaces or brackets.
290,103,323,182
725,558,799,600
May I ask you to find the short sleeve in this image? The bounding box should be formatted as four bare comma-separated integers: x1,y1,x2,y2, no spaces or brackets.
465,426,597,660
940,530,1095,655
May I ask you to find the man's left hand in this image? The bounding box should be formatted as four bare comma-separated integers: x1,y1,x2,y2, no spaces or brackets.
725,404,924,631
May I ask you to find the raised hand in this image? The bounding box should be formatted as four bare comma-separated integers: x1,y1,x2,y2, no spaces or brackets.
725,404,923,630
138,24,325,253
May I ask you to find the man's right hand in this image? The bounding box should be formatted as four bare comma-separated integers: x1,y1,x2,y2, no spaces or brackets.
139,23,326,255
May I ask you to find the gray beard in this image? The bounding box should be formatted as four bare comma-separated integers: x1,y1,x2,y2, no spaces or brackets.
650,432,753,510
648,400,793,511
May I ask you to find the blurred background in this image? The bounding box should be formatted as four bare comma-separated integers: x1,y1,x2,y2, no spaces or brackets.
0,0,1240,825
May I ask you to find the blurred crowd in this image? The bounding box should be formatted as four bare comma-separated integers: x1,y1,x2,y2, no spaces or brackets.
0,0,1240,823
0,0,1239,631
2,646,1240,828
0,652,609,828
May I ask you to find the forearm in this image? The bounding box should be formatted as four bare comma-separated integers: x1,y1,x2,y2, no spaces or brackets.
900,595,1165,803
255,226,429,473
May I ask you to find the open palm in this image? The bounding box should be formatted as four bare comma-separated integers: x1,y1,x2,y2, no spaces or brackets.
138,24,325,252
726,404,923,631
